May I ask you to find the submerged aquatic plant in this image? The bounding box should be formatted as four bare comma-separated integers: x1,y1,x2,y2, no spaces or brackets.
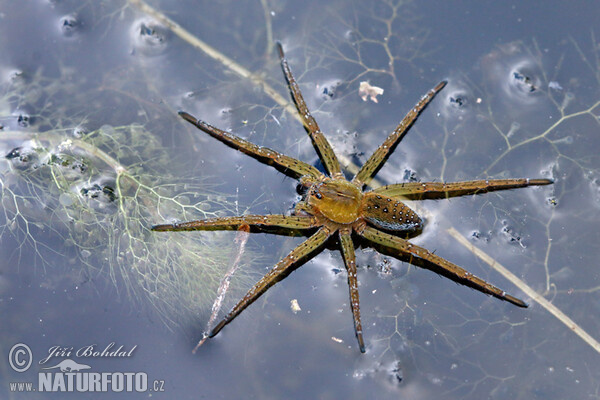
0,66,252,328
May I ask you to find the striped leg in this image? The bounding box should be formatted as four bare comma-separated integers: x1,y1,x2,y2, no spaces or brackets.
179,111,322,180
277,43,342,178
339,230,365,352
152,214,317,233
209,226,333,337
353,81,447,187
359,226,527,307
372,178,553,200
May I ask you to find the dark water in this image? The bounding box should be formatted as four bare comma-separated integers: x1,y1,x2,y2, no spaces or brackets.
1,0,599,399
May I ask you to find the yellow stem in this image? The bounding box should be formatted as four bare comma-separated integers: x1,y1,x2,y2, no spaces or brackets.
447,226,600,355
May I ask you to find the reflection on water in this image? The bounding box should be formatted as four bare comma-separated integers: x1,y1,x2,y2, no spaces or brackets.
1,0,599,399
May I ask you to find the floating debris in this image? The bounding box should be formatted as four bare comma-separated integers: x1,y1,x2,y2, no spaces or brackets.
290,299,301,313
359,81,384,103
548,81,563,91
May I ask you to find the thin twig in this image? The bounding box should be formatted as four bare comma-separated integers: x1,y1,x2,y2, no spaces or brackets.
193,224,251,353
447,226,600,355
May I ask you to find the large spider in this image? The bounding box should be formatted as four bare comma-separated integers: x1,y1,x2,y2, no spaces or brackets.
153,43,552,353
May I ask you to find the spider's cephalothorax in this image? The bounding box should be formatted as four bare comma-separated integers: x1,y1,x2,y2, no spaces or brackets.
153,43,552,353
307,178,363,224
302,176,423,233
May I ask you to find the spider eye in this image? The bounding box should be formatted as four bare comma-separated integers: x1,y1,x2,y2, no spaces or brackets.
315,192,322,199
296,183,308,195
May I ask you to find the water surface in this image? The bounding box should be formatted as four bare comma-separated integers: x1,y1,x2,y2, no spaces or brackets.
1,0,599,399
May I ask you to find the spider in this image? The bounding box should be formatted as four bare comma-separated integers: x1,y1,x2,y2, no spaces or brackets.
153,43,552,353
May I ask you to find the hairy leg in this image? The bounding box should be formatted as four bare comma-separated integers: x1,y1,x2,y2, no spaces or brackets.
179,111,322,180
277,43,342,178
209,226,333,337
152,214,317,232
359,226,527,307
353,81,447,187
339,229,365,352
372,178,553,200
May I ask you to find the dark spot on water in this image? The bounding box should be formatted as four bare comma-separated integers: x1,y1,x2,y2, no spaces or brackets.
48,153,87,174
390,361,403,384
513,71,536,92
72,126,87,138
403,169,418,182
501,221,526,248
132,19,169,56
320,81,340,99
80,183,117,203
449,96,466,107
59,14,79,36
6,147,23,160
5,147,38,167
17,113,30,127
49,153,68,167
471,230,491,242
139,23,163,43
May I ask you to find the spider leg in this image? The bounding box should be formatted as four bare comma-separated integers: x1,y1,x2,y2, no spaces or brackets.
276,43,342,178
359,226,528,307
209,226,333,337
372,178,554,200
353,81,447,187
179,111,322,181
339,229,366,352
152,214,318,233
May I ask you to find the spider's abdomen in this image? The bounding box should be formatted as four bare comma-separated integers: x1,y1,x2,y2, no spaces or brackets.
361,192,422,232
307,178,363,224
